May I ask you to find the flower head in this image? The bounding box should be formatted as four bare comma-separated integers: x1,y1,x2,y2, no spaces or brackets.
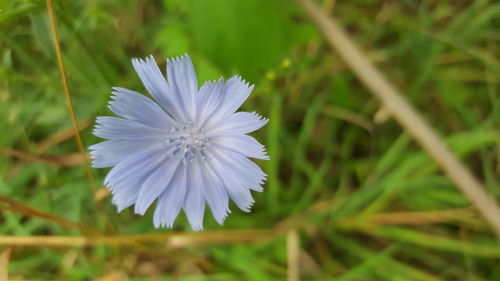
90,54,268,230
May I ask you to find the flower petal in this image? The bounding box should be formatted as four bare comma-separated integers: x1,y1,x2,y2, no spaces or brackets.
219,76,254,116
131,56,184,120
212,147,266,192
195,79,224,125
110,174,145,212
211,134,269,160
109,87,175,129
153,163,188,228
134,155,183,215
200,161,230,225
104,146,166,189
167,54,198,121
205,76,253,127
206,112,268,137
93,116,168,140
183,158,206,231
89,139,164,168
209,157,254,212
105,147,167,212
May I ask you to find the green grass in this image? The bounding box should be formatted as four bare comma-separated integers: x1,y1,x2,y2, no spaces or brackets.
1,0,499,280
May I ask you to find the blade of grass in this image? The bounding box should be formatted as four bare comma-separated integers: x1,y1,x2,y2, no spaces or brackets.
392,21,500,73
322,105,374,132
334,234,444,281
335,243,400,281
0,2,38,24
267,95,282,212
352,129,498,219
298,0,500,237
289,96,325,196
358,226,500,258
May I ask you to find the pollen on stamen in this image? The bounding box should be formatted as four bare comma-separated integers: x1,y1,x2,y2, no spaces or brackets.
165,122,213,162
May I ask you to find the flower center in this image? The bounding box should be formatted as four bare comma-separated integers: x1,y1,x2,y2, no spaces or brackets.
166,122,212,162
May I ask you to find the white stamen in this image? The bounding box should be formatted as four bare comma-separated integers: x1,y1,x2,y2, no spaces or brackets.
165,122,212,162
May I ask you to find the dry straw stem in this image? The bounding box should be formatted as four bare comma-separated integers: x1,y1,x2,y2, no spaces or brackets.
0,208,480,248
365,208,478,226
0,248,10,281
0,229,280,248
45,0,97,191
37,120,91,152
298,0,500,237
46,0,116,232
0,147,87,167
0,196,100,235
287,230,300,281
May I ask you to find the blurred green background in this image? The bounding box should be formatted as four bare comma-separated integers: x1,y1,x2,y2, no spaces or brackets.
1,0,500,280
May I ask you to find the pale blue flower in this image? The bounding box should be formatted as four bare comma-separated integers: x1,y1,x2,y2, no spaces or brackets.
90,54,268,230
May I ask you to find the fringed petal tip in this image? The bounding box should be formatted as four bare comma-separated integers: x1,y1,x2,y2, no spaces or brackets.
166,53,191,64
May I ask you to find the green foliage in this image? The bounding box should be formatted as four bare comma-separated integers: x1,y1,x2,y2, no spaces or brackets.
1,0,499,280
